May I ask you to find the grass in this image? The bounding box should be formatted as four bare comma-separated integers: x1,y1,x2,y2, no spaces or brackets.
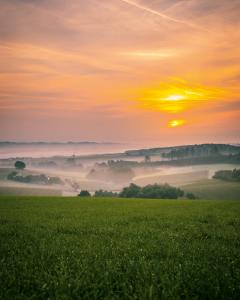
0,186,62,196
182,179,240,200
133,170,208,187
0,197,240,299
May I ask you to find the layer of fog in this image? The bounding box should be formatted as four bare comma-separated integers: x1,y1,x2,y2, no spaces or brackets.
1,143,240,196
0,143,131,159
1,161,239,196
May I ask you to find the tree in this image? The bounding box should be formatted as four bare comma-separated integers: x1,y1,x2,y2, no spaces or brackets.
66,155,76,166
14,161,26,170
94,190,118,197
144,155,151,163
213,169,240,182
119,183,142,198
119,183,184,199
78,190,91,197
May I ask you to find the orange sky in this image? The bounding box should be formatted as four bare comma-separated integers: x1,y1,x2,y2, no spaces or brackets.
0,0,240,145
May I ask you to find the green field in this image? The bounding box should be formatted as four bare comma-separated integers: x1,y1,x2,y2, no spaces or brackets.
182,179,240,200
1,197,240,299
0,186,62,196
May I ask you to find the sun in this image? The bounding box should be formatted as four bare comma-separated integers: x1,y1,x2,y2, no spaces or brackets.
168,119,185,128
163,94,186,101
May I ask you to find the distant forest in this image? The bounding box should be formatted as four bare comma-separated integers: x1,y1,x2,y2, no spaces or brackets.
0,143,240,169
125,144,240,158
104,153,240,169
0,141,113,146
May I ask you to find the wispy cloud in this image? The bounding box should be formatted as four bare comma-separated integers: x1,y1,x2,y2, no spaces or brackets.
118,0,208,31
120,49,182,60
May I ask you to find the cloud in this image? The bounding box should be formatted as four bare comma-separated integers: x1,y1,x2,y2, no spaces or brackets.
118,0,208,31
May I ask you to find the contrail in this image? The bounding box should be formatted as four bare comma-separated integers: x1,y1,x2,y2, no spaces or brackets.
118,0,207,31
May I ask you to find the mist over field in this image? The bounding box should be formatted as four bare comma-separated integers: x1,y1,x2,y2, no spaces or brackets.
1,142,240,198
0,142,130,159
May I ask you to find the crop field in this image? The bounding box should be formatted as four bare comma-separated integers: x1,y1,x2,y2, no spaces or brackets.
182,179,240,200
0,197,240,300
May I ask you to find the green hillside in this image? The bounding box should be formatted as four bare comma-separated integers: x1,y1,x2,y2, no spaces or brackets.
182,179,240,200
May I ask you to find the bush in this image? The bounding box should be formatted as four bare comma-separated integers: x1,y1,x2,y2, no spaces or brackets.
15,161,26,170
7,171,18,180
186,192,196,199
78,190,91,197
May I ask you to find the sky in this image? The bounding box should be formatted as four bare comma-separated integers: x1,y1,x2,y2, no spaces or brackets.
0,0,240,146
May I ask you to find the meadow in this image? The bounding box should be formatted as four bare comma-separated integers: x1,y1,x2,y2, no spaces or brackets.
0,186,61,196
0,197,240,300
182,179,240,200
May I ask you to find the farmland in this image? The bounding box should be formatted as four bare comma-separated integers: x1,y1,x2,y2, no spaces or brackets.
182,179,240,200
1,197,240,299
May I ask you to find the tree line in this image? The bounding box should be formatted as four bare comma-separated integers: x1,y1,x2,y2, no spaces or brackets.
79,183,196,200
213,169,240,182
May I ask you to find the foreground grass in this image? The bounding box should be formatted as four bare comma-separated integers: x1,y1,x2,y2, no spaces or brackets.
0,197,240,300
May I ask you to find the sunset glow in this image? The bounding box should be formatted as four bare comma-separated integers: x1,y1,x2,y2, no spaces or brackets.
164,95,186,101
138,81,228,115
0,0,239,144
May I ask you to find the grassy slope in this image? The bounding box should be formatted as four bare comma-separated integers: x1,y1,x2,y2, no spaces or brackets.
133,170,208,187
182,179,240,200
0,186,62,196
1,197,240,299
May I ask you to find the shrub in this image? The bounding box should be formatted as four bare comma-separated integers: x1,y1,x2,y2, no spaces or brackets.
78,190,91,197
7,171,18,180
186,192,196,199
